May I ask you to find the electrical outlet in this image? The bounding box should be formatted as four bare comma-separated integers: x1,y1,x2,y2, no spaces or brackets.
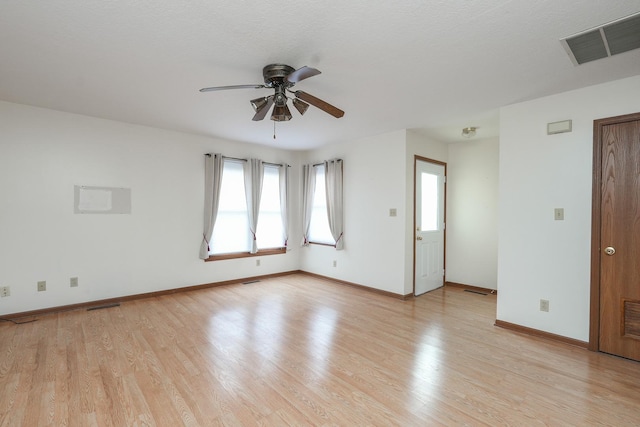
256,259,260,267
332,260,337,267
37,281,46,292
70,277,78,287
0,286,10,297
540,299,550,312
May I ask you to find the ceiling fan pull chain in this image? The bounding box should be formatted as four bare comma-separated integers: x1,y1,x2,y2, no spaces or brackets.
273,121,276,139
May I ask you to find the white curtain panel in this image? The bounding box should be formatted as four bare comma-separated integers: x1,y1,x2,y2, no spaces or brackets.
301,164,316,246
325,159,344,250
279,165,289,248
199,154,224,259
244,158,264,254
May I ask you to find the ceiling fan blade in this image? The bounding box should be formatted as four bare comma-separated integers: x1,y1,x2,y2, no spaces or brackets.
252,96,274,121
294,91,344,118
286,66,321,84
199,84,265,92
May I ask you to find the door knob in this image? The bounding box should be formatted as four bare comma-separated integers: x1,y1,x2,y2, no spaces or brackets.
417,236,423,241
604,246,616,256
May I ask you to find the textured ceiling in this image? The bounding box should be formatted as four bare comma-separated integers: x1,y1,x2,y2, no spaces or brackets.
1,1,639,149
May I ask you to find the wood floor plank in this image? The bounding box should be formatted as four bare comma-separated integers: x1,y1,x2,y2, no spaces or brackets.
1,273,640,425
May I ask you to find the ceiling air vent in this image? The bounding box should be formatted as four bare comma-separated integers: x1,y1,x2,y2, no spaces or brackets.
561,11,640,65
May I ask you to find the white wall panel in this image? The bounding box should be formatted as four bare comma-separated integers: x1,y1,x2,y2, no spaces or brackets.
446,137,498,290
0,101,300,315
498,75,640,341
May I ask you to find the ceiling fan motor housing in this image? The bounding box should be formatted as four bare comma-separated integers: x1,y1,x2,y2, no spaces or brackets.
263,64,295,87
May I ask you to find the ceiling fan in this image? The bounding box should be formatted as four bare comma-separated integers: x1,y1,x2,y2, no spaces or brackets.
199,64,345,122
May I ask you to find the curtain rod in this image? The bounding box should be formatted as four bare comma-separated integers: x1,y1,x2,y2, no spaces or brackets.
205,153,290,168
313,159,343,167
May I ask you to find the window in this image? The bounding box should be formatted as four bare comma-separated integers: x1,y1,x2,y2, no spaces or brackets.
256,165,284,249
308,165,334,245
210,160,250,255
209,160,286,257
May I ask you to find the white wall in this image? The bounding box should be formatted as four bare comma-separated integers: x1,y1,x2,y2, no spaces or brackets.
0,101,301,315
446,137,498,289
497,75,640,341
20,70,631,320
299,130,409,294
297,129,450,296
0,100,488,315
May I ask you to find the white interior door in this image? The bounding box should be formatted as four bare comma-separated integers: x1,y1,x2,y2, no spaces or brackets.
415,159,445,296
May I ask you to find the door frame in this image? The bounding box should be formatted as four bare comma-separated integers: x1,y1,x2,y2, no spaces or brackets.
413,155,447,296
589,111,640,351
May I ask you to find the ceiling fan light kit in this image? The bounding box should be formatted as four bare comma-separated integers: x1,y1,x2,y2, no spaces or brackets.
462,126,477,138
271,104,293,122
250,97,269,113
200,63,344,124
292,98,309,115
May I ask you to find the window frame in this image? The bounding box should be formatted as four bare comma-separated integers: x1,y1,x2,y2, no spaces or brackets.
255,164,285,250
206,247,285,262
307,163,335,246
205,158,287,262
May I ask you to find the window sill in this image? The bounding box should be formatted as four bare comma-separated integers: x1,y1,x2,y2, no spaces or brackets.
308,241,335,247
205,247,286,262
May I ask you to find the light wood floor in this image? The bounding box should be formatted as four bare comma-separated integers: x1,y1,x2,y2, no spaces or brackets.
1,274,639,426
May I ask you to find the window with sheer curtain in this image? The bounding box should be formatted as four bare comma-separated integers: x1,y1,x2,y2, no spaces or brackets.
209,160,285,256
256,165,285,249
308,165,335,245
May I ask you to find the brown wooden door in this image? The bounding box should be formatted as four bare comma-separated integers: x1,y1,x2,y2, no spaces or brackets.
594,113,640,361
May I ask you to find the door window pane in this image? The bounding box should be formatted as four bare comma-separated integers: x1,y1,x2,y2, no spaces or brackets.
421,173,438,231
